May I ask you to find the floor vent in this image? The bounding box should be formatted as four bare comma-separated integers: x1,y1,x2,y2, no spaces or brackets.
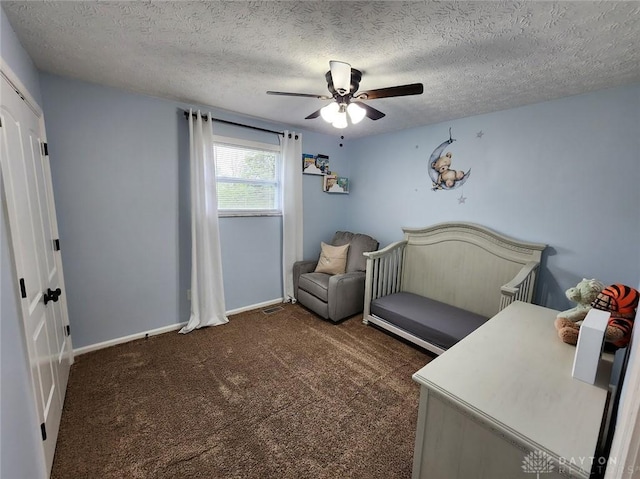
262,306,284,315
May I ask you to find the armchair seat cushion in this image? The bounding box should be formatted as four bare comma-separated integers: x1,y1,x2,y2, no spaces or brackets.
298,272,331,302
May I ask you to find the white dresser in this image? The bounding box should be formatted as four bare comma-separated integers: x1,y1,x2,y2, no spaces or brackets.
412,301,612,479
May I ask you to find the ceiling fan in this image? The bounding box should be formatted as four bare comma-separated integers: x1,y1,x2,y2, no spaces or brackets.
267,61,424,128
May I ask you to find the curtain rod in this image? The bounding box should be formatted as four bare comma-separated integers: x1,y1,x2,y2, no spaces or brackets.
183,110,284,137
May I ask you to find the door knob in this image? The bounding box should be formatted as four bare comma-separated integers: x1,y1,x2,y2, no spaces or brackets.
44,287,61,305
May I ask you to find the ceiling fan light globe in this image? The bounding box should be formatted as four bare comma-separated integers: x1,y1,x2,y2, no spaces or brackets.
329,60,351,96
332,111,348,129
347,103,366,124
320,102,339,123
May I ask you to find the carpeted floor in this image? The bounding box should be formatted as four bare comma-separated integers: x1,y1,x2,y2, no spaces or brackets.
51,303,431,479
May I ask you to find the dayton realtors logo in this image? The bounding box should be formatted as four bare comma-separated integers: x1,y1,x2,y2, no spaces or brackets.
523,450,632,476
522,450,555,478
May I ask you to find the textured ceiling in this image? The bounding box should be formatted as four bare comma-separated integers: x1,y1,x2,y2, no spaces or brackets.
3,1,639,138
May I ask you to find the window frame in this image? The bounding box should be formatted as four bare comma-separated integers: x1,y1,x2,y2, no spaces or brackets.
213,135,282,218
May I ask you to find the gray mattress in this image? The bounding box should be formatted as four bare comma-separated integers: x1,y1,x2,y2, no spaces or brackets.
370,292,488,350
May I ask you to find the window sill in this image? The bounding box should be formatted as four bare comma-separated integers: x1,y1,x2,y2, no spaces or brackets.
218,210,282,218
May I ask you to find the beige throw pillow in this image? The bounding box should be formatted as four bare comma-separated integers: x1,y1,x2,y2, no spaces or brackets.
314,242,350,275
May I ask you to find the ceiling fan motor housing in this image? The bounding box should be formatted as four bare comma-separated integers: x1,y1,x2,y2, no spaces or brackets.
325,69,362,102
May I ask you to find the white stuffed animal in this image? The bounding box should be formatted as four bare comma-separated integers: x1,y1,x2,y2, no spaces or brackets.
556,278,605,323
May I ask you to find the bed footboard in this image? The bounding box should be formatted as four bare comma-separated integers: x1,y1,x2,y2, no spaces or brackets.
363,240,408,323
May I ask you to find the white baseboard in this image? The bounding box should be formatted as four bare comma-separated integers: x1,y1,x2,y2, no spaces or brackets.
73,322,187,356
226,297,284,316
73,297,285,356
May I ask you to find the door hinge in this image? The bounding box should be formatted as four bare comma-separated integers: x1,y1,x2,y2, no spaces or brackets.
41,142,49,156
65,325,71,337
19,278,27,298
53,239,60,251
40,423,47,441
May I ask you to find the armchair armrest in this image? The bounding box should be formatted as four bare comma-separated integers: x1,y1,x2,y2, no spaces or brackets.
328,271,367,321
500,261,540,310
293,260,318,300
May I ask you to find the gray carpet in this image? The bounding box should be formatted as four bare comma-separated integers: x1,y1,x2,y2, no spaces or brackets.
52,303,431,478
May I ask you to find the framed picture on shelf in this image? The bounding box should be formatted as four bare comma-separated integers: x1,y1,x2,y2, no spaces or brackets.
302,153,330,175
323,174,349,194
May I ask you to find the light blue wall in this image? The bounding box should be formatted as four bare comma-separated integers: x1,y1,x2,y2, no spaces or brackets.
346,84,640,310
300,131,352,257
3,3,640,470
215,132,351,310
38,73,347,348
0,6,48,479
37,72,640,345
40,75,183,348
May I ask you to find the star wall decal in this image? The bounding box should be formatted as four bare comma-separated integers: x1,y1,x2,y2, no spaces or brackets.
458,193,467,204
476,130,484,138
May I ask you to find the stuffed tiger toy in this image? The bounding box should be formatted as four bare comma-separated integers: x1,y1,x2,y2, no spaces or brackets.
591,284,640,348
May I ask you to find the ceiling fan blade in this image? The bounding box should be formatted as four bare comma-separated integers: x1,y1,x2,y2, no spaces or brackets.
353,101,386,121
329,60,351,96
305,108,322,120
356,83,424,100
267,91,330,99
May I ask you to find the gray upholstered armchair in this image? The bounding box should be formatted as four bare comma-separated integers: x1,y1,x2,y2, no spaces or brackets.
293,231,379,322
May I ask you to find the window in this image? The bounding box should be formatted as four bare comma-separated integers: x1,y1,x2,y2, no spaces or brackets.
213,136,281,216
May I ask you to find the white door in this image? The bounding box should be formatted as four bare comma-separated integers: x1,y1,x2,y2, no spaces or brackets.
0,70,72,475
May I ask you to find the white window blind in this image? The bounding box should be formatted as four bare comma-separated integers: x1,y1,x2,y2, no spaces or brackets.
213,136,281,216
